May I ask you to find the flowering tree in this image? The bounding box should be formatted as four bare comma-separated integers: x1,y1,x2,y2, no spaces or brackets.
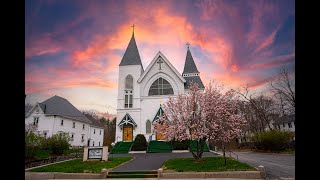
154,81,246,163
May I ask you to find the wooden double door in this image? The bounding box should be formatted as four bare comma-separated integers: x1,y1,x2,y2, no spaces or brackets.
123,125,133,142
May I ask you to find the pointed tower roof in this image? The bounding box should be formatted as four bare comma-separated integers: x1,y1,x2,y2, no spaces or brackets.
182,48,200,74
182,45,204,89
119,33,143,66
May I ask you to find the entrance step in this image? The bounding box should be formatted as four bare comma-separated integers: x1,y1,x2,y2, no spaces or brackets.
110,141,133,154
107,170,158,178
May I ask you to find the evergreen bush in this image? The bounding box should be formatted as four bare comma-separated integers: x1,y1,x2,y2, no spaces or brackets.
131,134,147,151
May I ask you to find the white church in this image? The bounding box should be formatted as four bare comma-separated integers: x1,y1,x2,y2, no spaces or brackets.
116,30,204,143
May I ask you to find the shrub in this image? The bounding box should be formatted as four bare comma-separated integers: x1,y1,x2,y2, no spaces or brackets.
172,140,189,150
25,130,44,159
252,130,293,151
131,134,147,151
238,142,255,149
46,132,71,155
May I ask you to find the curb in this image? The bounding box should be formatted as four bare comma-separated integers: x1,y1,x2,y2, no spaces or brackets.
129,151,146,154
211,150,223,155
161,171,263,179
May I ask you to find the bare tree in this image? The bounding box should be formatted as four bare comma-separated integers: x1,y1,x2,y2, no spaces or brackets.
269,67,295,115
236,86,277,132
82,109,100,120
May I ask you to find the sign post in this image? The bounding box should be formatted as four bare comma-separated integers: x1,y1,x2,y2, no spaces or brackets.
83,146,108,161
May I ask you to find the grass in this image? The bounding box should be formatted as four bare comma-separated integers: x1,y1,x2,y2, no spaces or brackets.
163,157,256,172
30,157,132,173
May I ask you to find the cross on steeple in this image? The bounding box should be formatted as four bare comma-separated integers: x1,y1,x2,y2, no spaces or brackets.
186,42,190,49
131,24,135,35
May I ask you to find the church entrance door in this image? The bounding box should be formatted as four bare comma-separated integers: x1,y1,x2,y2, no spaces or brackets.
156,131,164,141
123,125,133,142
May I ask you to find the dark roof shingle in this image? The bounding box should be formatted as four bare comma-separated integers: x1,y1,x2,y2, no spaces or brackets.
274,114,295,125
119,34,143,67
39,95,91,124
182,49,200,74
184,76,204,89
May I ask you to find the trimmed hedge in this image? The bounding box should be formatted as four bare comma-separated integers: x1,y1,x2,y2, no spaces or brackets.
252,130,294,151
172,140,189,150
131,134,147,151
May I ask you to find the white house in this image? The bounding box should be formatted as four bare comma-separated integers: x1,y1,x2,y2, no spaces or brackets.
273,114,295,132
25,95,104,148
116,31,204,142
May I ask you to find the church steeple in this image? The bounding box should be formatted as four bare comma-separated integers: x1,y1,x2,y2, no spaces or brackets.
119,25,143,67
182,46,200,74
182,44,204,89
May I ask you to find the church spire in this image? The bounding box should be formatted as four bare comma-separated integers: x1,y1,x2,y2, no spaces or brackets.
119,25,143,66
182,44,200,74
182,43,204,89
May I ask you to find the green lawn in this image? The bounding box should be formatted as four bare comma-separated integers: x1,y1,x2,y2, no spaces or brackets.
30,157,132,173
163,157,256,172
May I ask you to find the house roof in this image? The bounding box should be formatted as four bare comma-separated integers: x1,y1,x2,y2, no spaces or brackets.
182,48,200,74
25,105,33,116
119,33,143,68
184,76,205,89
38,95,91,124
84,114,104,128
274,114,295,125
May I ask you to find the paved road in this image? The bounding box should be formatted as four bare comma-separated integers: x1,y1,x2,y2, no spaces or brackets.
110,152,218,171
228,151,295,180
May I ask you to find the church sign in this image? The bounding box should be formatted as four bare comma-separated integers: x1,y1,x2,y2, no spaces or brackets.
88,147,103,159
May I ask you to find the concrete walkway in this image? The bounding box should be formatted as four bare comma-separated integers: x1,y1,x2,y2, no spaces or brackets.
110,152,219,171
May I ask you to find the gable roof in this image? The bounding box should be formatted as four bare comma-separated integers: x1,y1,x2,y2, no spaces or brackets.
25,105,33,116
183,48,200,74
119,33,143,68
38,95,91,124
184,76,205,89
118,113,137,127
138,51,186,83
84,114,104,128
274,114,295,125
153,105,164,122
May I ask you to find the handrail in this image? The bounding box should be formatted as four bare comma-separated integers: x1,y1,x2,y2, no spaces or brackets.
227,150,238,160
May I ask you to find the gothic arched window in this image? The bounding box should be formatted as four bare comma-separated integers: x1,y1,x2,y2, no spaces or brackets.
125,75,133,89
148,77,174,96
146,120,151,134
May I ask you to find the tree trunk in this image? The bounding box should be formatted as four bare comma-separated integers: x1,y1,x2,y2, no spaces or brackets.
222,143,226,165
198,138,206,159
189,141,198,159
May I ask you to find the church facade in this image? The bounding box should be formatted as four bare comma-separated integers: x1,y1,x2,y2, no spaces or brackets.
116,32,204,143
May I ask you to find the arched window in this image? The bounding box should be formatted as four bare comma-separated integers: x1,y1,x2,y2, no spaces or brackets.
146,120,151,133
148,77,173,96
125,75,133,89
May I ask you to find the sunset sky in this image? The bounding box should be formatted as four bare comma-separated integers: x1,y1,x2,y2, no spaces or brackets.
25,0,295,115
